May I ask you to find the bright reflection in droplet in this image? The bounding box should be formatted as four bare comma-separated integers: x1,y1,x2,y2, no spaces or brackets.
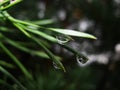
53,62,61,70
56,35,70,45
76,55,86,64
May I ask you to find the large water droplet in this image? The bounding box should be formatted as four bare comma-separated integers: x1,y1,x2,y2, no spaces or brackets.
53,62,61,69
56,35,70,45
76,55,86,64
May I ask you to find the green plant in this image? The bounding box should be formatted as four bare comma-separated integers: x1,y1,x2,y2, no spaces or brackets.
0,0,96,89
19,66,97,90
0,0,96,90
0,66,27,90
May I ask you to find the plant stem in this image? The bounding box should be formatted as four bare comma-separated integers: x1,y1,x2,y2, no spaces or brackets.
0,42,32,79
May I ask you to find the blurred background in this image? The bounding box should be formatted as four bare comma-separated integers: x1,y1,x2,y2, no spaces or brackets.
1,0,120,90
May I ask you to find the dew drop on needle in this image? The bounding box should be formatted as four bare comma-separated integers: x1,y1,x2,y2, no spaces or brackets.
76,55,86,64
56,35,70,45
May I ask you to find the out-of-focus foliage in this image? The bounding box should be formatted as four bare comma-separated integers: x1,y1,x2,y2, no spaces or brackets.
19,66,99,90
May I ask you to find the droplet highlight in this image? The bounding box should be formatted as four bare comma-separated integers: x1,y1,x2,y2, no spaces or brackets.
76,55,86,64
56,35,70,45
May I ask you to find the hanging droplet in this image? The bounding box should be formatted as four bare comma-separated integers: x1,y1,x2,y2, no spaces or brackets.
53,62,61,70
56,35,70,45
76,55,86,64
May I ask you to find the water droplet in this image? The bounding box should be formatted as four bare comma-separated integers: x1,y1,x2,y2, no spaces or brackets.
76,55,86,64
53,62,61,69
56,35,70,45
